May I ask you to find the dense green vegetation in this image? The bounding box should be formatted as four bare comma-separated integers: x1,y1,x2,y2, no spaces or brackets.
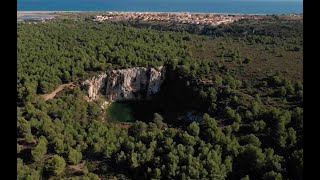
121,16,302,39
17,20,189,105
17,16,303,180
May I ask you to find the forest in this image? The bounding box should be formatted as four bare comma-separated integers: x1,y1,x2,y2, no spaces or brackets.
17,15,303,180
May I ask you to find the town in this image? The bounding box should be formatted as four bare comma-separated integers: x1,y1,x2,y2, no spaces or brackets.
93,11,266,26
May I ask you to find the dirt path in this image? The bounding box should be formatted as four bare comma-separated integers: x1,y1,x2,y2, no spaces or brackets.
41,82,75,101
69,161,86,172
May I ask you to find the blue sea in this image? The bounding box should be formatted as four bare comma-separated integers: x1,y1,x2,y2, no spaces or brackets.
17,0,303,14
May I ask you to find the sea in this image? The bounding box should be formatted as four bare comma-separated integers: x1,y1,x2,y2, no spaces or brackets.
18,0,303,14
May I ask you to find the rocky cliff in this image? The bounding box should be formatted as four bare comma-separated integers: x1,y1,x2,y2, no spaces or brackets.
82,66,166,102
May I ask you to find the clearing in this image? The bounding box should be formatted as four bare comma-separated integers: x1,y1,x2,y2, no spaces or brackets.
41,82,75,101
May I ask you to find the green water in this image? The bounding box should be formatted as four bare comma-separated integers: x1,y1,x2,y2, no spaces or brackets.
106,102,135,122
105,101,160,122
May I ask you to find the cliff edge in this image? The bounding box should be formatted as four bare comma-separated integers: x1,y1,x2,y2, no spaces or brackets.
82,66,166,102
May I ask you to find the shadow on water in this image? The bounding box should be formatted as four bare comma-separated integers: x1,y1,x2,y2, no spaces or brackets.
106,101,159,123
105,67,207,125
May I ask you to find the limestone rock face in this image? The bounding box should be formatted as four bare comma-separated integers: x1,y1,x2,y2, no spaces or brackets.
85,73,107,101
82,66,165,102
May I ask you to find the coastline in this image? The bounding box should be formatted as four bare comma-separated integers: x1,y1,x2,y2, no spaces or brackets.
17,10,302,24
17,10,303,16
17,11,82,14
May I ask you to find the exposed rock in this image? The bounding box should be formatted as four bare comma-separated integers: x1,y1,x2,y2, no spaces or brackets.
101,101,111,110
82,66,166,102
85,73,107,101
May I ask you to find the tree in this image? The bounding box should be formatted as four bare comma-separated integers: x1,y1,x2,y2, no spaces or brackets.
286,127,297,147
295,81,303,91
262,171,282,180
209,103,217,113
297,90,303,102
188,122,200,137
25,133,35,144
130,152,139,168
292,107,303,129
68,148,82,165
232,122,240,132
17,117,31,137
88,103,100,118
199,90,208,100
61,71,71,83
225,106,236,119
53,137,65,155
181,131,197,146
208,87,217,102
271,76,283,86
285,83,295,95
278,86,287,97
214,75,223,87
45,155,66,176
17,143,22,154
82,173,100,180
288,149,303,180
103,142,118,158
245,110,253,120
31,137,47,162
233,144,266,179
153,168,161,179
251,101,260,116
17,158,41,180
239,134,261,147
251,120,266,132
264,148,283,172
153,113,167,130
130,121,148,138
241,175,250,180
